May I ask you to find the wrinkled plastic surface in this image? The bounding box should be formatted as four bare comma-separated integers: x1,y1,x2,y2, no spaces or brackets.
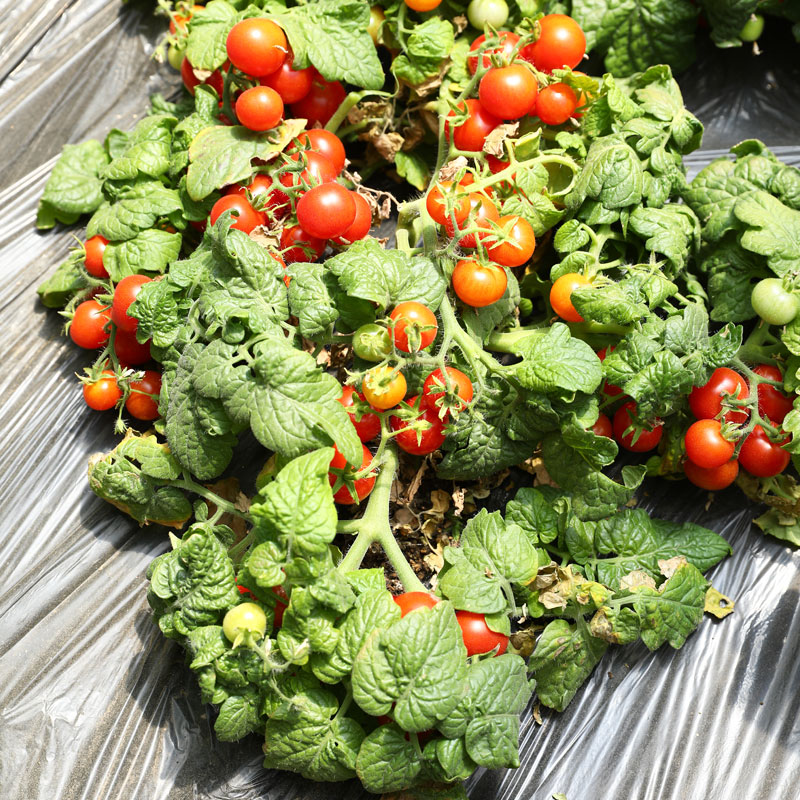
1,3,799,798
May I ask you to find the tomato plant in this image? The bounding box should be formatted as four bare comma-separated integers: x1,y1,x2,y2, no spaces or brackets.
422,367,474,418
404,0,442,11
467,31,520,74
456,611,509,657
684,419,735,469
683,458,739,491
112,276,151,334
83,235,108,278
751,278,799,326
328,443,376,504
125,370,162,421
262,55,314,104
352,323,392,362
444,192,500,248
223,602,267,643
534,83,578,126
478,64,538,120
296,182,356,239
293,130,346,175
83,370,122,411
338,385,382,442
114,328,151,366
393,592,439,616
390,302,438,353
550,272,590,322
390,397,446,455
362,366,407,409
452,259,507,307
280,224,326,263
210,194,265,233
521,14,586,73
426,182,470,226
688,368,749,424
447,99,501,153
467,0,509,30
235,85,284,132
290,75,346,127
332,191,372,244
227,175,289,219
226,18,287,77
613,401,663,452
590,413,613,438
279,150,338,192
180,57,224,95
738,425,791,477
752,364,793,424
487,215,536,267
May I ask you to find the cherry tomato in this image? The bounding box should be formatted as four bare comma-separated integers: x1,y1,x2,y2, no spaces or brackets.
534,83,578,126
296,182,356,239
210,194,265,233
280,224,327,263
111,275,151,334
226,18,287,78
125,370,162,421
223,602,267,643
478,64,538,120
226,174,289,219
338,385,382,442
393,592,439,616
684,458,739,491
169,4,202,34
84,235,109,278
597,346,623,397
468,0,510,30
751,278,799,326
83,370,122,411
487,215,536,267
405,0,442,10
447,99,501,153
235,85,284,131
522,14,586,73
390,396,447,455
613,401,663,453
422,367,474,418
452,259,507,308
740,13,765,42
684,419,735,469
114,328,151,366
262,55,314,104
444,192,500,248
752,364,794,424
389,302,438,353
688,368,749,424
468,31,520,74
293,129,346,175
180,57,224,96
332,192,372,245
738,425,791,477
590,413,613,438
426,181,471,226
550,272,590,322
328,443,376,504
290,76,346,127
352,323,392,362
272,585,289,629
362,366,407,410
279,150,338,195
456,610,508,657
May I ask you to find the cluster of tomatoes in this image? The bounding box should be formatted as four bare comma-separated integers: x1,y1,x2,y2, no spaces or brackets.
174,11,346,130
70,263,161,421
327,302,474,504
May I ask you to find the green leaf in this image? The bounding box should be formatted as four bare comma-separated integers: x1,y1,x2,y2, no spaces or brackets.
631,562,709,649
589,605,641,644
423,737,477,783
439,510,538,614
103,228,182,281
352,601,468,732
355,724,423,793
129,279,184,349
102,115,176,180
185,0,238,70
505,487,564,545
87,181,182,241
395,150,431,191
460,269,520,343
734,191,800,276
436,655,531,769
326,238,447,313
186,625,230,669
701,0,759,45
186,120,305,201
36,252,88,308
754,508,800,546
37,140,109,229
628,204,699,271
529,618,608,711
701,238,767,322
215,693,261,741
566,136,644,211
286,262,339,339
392,17,454,87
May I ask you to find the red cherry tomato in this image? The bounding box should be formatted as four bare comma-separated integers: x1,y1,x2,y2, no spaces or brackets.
181,57,224,96
280,224,327,263
422,367,474,418
84,235,109,278
451,259,507,307
125,370,162,421
550,272,590,322
426,181,471,226
261,55,314,104
684,458,739,491
296,182,356,239
390,396,447,455
590,413,613,438
487,215,536,267
689,368,749,424
114,328,151,366
390,302,438,353
738,425,791,477
226,18,287,77
478,64,538,120
293,129,347,175
597,346,623,398
226,174,289,219
456,611,509,657
338,385,382,442
405,0,442,10
111,275,152,334
534,83,578,126
332,192,372,245
684,419,736,469
169,4,202,34
752,364,794,424
613,401,663,453
290,76,346,127
272,585,289,629
521,14,586,73
235,85,284,131
328,443,376,504
446,98,501,153
209,194,265,233
279,150,338,195
444,193,500,249
83,370,122,411
393,592,439,616
468,31,520,74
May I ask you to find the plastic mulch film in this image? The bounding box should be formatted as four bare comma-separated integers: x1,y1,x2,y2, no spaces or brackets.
1,2,799,798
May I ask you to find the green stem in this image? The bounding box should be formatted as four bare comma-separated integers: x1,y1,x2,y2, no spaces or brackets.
486,324,547,353
325,90,393,135
169,478,252,522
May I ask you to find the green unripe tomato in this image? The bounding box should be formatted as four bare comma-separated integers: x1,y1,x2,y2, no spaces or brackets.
167,43,184,71
467,0,509,30
751,278,800,326
739,13,765,42
223,602,267,643
368,6,385,45
353,323,392,362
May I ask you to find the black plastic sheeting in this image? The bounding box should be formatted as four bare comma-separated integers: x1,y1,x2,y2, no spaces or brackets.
1,2,799,798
